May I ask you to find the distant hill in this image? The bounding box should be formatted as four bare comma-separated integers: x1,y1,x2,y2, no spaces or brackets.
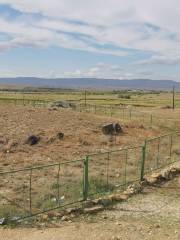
0,77,179,90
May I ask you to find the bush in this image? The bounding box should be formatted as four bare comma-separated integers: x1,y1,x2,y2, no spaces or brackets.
118,94,131,99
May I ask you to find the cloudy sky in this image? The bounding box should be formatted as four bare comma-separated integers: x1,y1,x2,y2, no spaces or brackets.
0,0,180,80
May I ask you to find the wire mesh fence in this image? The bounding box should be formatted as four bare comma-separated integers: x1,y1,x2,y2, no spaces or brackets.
0,99,178,129
73,103,180,130
0,98,50,107
144,132,180,174
0,132,179,221
0,160,84,220
72,103,155,126
87,146,142,197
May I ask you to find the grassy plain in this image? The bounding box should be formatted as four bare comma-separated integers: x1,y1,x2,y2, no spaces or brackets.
0,89,180,107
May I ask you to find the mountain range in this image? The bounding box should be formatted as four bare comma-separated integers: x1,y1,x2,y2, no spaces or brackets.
0,77,179,90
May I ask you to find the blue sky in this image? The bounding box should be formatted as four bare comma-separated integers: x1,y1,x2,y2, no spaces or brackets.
0,1,180,81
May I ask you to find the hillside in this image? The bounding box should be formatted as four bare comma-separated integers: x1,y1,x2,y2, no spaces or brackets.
0,77,180,90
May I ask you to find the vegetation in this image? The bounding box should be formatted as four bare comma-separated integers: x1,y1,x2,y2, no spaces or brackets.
0,89,180,107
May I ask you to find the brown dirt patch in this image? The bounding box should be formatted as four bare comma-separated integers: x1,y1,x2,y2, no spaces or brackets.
0,105,161,171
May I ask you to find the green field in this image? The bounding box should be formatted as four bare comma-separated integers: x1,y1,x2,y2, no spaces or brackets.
0,89,180,108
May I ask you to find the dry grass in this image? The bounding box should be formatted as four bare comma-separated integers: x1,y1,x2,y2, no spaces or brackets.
0,104,180,220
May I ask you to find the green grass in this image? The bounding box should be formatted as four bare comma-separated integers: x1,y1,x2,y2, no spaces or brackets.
0,90,180,107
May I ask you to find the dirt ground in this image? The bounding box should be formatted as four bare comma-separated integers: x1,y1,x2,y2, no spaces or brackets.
0,105,179,239
0,176,179,240
0,105,162,171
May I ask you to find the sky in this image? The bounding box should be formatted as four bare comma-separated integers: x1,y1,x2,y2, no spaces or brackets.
0,0,180,81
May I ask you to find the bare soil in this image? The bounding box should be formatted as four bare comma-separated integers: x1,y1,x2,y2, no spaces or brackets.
0,105,161,171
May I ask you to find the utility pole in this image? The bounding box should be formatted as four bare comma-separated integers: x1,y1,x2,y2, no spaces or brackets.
172,85,175,110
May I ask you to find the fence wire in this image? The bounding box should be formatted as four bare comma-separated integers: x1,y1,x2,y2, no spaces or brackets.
0,132,179,221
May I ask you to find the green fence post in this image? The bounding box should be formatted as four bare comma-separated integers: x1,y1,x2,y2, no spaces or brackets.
106,152,110,188
156,137,160,168
124,149,128,189
57,163,61,206
169,134,173,158
140,140,147,181
29,169,32,216
83,156,89,201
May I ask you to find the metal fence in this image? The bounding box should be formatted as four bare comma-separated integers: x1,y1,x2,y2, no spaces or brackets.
0,132,179,222
144,132,180,174
0,98,50,107
72,103,156,127
0,160,84,220
72,103,179,129
0,99,178,129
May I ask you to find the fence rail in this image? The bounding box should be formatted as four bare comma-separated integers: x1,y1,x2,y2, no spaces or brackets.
0,131,180,222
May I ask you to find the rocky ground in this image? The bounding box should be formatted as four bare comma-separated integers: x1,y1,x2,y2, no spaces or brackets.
0,105,161,171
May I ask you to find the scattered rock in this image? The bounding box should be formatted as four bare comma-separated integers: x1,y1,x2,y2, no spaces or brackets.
146,177,157,185
145,163,180,185
61,215,71,221
57,132,64,140
83,205,104,214
41,214,49,221
0,218,6,225
97,198,112,207
25,135,40,145
51,101,72,108
110,194,129,202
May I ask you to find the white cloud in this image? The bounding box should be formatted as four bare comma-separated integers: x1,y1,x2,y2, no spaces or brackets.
137,55,180,65
0,1,180,64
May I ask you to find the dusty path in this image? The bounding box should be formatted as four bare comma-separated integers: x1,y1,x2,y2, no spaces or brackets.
1,176,180,240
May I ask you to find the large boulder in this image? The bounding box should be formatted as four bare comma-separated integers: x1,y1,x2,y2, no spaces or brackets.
51,101,72,108
102,123,123,135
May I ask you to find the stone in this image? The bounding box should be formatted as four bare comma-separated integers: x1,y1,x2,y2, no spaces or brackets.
146,177,157,185
25,135,40,145
61,215,70,221
111,194,128,201
57,132,64,140
51,101,71,108
102,123,123,135
83,205,104,214
0,218,6,225
97,198,112,207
